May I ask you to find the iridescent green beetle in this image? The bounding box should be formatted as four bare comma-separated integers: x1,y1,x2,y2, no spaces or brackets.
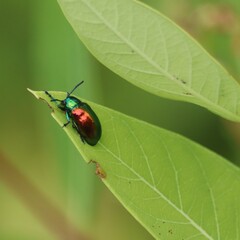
45,81,101,146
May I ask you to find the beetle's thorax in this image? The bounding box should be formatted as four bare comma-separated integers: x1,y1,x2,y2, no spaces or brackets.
64,97,79,111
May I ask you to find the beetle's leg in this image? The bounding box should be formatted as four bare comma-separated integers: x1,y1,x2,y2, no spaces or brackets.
72,122,77,130
79,134,85,144
62,112,70,128
50,99,61,102
71,121,85,144
63,121,70,127
72,121,85,143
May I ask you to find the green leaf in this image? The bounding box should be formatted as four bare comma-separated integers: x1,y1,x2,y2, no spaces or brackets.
29,89,240,240
57,0,240,122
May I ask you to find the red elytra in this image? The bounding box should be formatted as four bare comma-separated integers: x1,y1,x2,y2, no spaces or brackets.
72,108,97,140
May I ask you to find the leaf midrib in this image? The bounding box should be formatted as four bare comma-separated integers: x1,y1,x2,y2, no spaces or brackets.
99,141,214,240
79,0,238,119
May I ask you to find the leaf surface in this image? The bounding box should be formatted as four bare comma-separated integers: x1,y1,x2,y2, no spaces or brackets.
29,89,240,239
57,0,240,121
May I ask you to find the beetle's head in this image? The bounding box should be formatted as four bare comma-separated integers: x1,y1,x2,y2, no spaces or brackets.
58,100,66,111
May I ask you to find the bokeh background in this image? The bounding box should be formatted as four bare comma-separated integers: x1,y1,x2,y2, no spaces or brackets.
1,0,240,239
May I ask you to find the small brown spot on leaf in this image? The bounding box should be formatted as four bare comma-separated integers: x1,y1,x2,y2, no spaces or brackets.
89,160,106,179
184,92,192,96
180,79,186,84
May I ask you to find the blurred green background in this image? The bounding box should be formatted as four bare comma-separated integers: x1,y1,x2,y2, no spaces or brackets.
0,0,240,239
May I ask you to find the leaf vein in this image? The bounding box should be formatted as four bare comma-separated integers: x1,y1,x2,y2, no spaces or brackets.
99,142,214,240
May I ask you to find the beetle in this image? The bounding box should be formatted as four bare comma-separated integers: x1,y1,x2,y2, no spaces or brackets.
45,81,101,146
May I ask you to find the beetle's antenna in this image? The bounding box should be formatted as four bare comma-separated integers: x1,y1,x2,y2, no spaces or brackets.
45,91,61,102
67,81,84,97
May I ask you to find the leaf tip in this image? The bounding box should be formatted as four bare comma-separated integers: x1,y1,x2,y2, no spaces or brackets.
27,88,40,99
